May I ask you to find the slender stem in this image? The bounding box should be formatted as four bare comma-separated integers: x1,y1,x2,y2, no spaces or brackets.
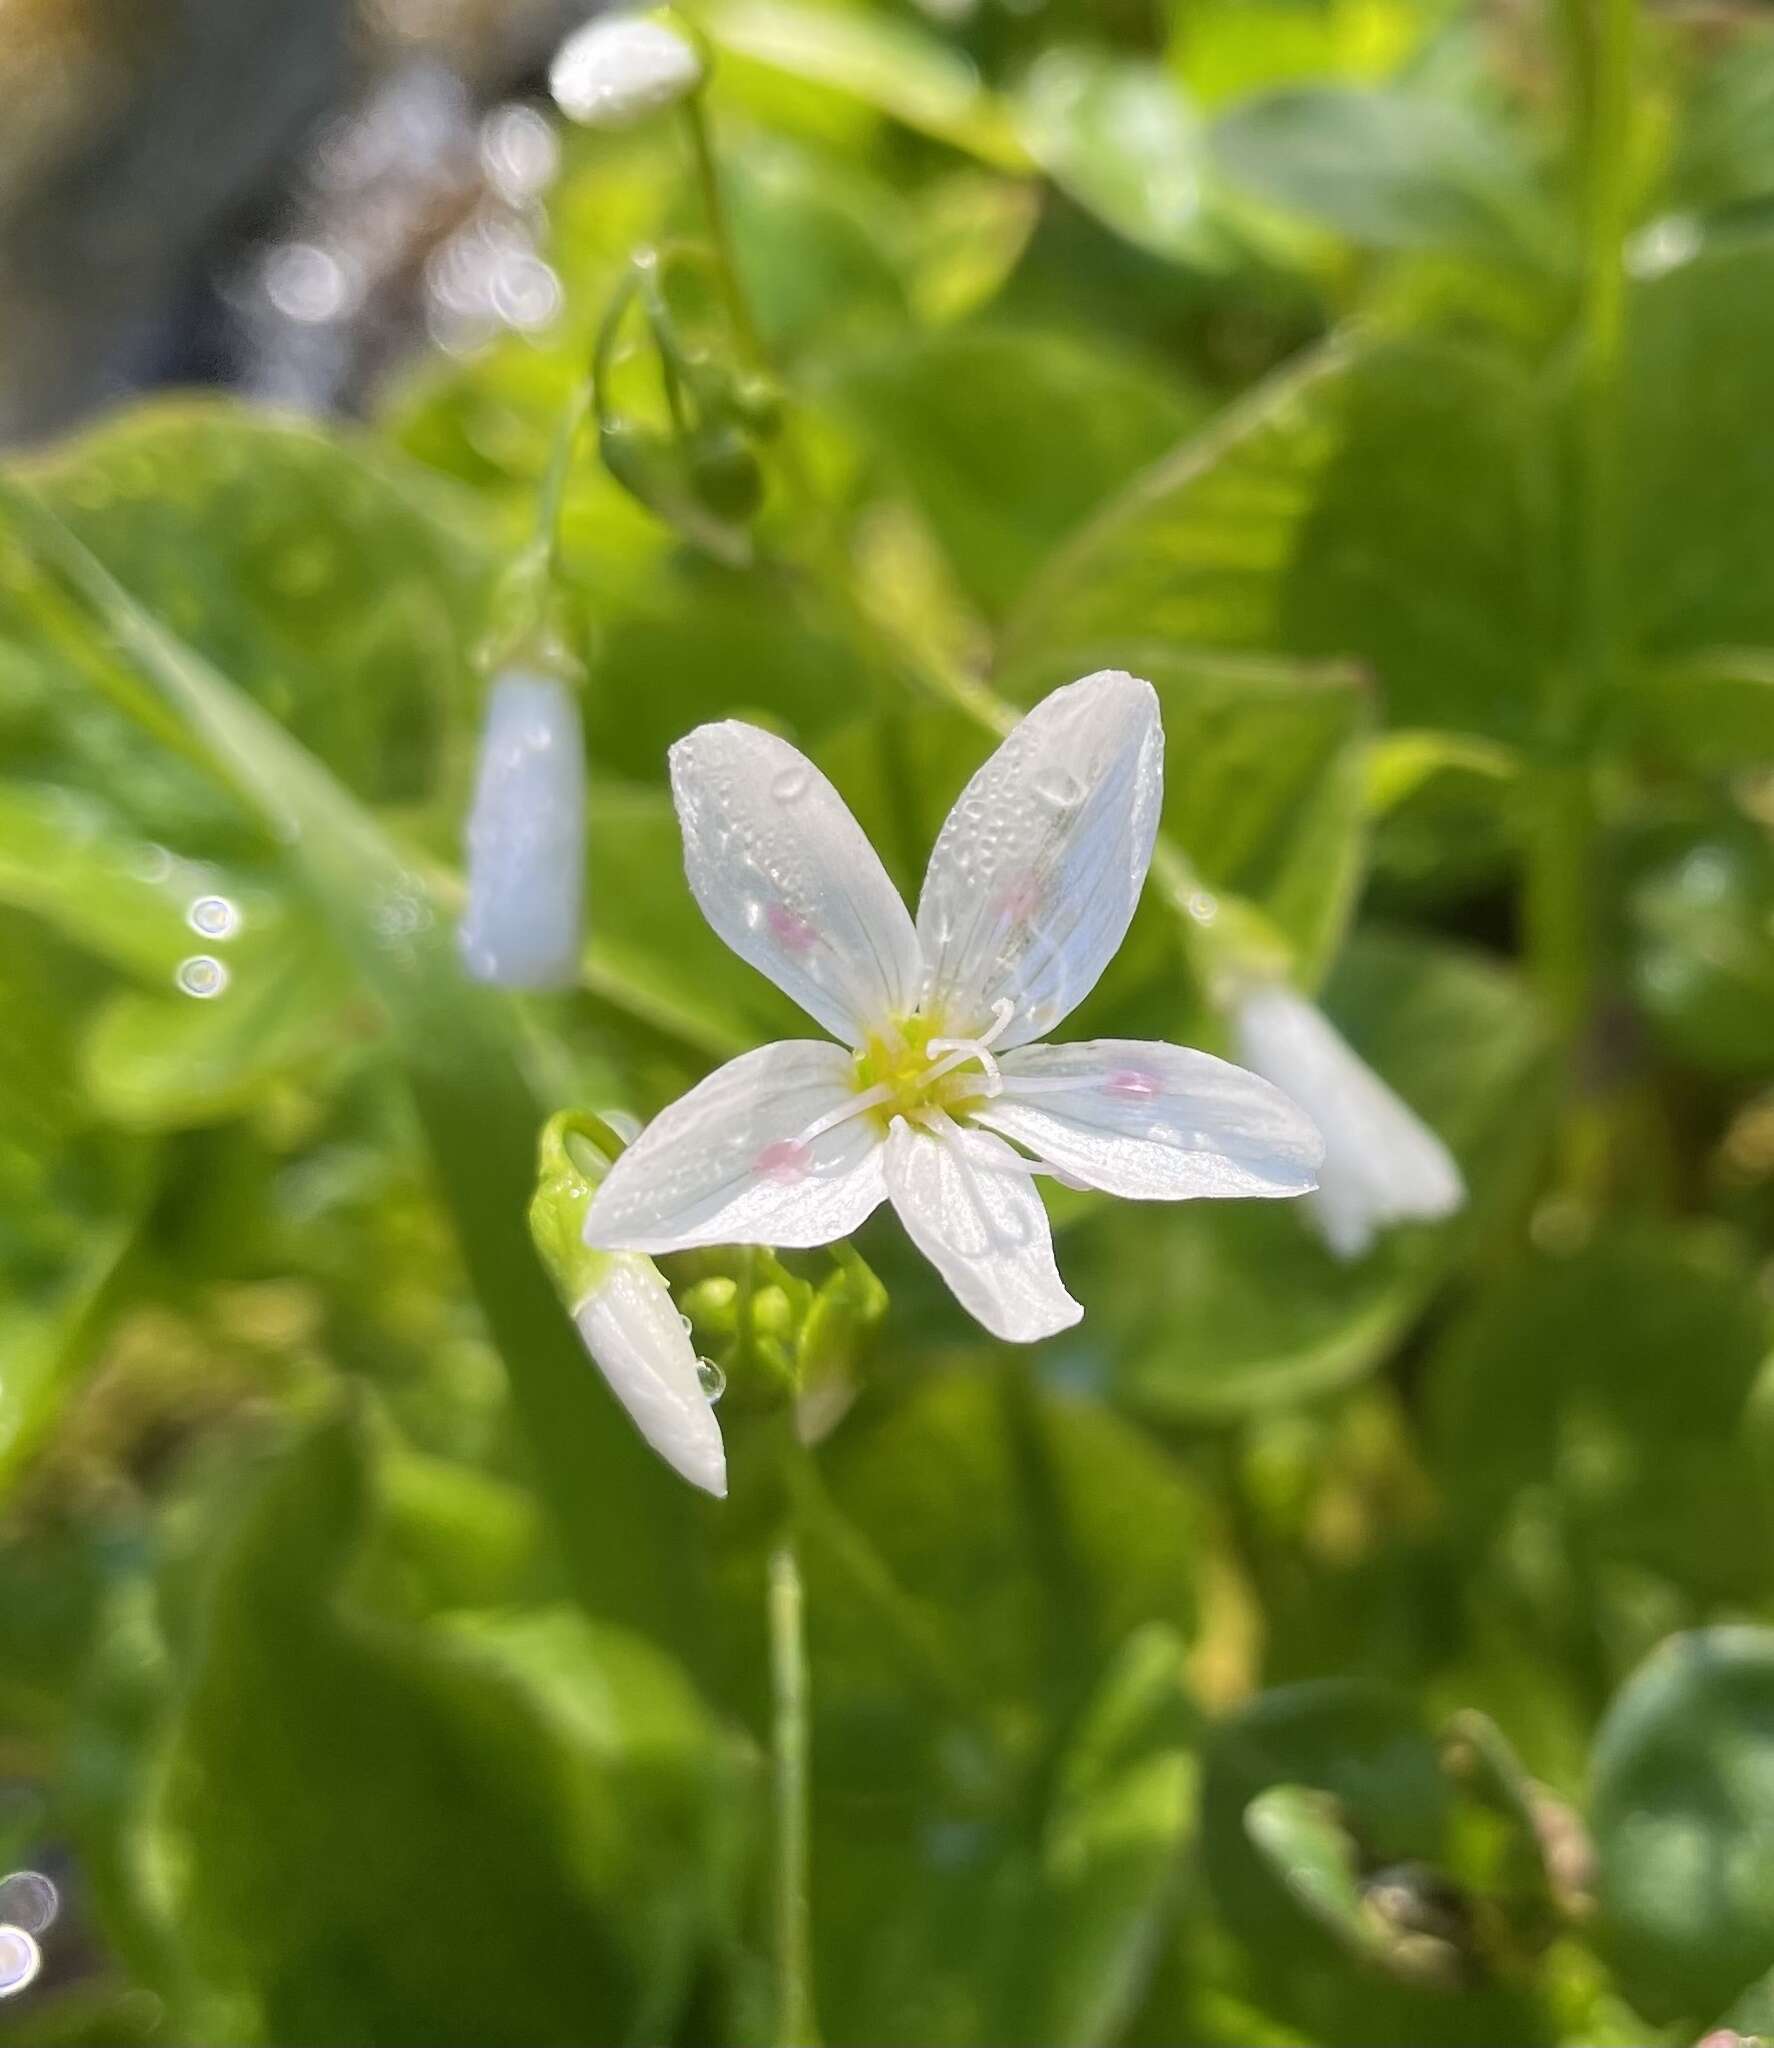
768,1536,819,2048
682,95,762,364
1530,0,1637,1036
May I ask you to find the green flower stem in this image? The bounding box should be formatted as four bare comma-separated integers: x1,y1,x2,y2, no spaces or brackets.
682,93,762,367
768,1531,820,2048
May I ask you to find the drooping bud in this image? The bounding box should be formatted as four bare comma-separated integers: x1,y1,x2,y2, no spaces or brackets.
530,1113,726,1497
1231,980,1463,1260
459,670,587,990
550,13,705,130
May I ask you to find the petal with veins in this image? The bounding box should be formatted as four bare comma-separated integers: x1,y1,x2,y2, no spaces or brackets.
978,1039,1324,1200
583,1040,887,1253
884,1117,1081,1343
574,1257,726,1497
1234,984,1463,1260
916,670,1161,1048
670,721,923,1046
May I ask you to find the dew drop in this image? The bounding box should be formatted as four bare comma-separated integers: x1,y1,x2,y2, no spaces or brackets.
1186,889,1219,925
0,1927,40,1999
678,1312,694,1336
754,1138,813,1183
176,955,229,999
130,843,173,884
0,1873,56,1937
1103,1067,1161,1102
696,1356,726,1402
770,761,814,804
765,902,817,954
186,893,240,940
1033,766,1083,809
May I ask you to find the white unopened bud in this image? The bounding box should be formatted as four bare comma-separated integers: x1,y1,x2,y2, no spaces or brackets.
1233,982,1463,1261
549,14,705,130
459,671,586,990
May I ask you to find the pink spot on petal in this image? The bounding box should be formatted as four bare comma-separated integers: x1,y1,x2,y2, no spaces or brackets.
996,872,1042,923
766,902,817,954
754,1138,813,1183
1103,1067,1162,1102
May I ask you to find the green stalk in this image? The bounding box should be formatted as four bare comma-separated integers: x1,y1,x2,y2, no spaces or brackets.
767,1535,820,2048
682,94,762,366
1533,0,1637,1036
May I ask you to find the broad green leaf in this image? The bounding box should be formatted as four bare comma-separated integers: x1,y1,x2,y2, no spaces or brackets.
1076,927,1552,1421
1213,87,1556,259
1428,1227,1773,1601
1591,1627,1774,2024
1015,50,1217,266
800,1369,1202,2046
697,0,1033,169
832,325,1201,620
1625,647,1774,772
154,1411,738,2046
0,476,707,1659
1007,337,1552,744
7,401,492,813
1170,0,1444,108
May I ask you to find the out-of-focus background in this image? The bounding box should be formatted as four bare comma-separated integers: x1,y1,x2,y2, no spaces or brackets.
4,0,1774,2043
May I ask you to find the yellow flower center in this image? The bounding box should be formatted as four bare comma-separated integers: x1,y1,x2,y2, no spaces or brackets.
853,1012,993,1132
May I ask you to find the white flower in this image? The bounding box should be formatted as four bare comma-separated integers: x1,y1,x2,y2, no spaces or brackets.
574,1256,726,1497
1233,982,1464,1261
549,14,705,130
459,669,586,989
583,671,1324,1343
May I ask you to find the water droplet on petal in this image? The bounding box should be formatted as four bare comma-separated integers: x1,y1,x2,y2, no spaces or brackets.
765,902,817,954
696,1356,726,1401
186,893,239,940
0,1873,57,1936
1103,1067,1161,1101
770,762,814,804
176,955,228,999
754,1138,813,1184
0,1927,40,1999
678,1312,694,1336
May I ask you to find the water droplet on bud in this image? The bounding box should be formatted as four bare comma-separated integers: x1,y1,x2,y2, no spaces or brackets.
696,1356,726,1401
176,955,228,999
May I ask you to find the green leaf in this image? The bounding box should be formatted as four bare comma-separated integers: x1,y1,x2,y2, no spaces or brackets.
1014,50,1218,265
1591,1626,1774,2024
1427,1227,1774,1602
1629,831,1774,1075
699,0,1034,169
832,325,1201,620
0,474,707,1660
801,1369,1202,2046
1008,337,1551,744
154,1411,740,2045
1213,87,1556,259
1076,927,1552,1421
1625,647,1774,772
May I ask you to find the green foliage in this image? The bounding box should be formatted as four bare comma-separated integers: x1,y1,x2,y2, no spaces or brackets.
2,0,1773,2042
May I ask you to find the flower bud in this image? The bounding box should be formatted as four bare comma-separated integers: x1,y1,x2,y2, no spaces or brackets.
459,670,587,990
550,13,705,130
530,1114,726,1497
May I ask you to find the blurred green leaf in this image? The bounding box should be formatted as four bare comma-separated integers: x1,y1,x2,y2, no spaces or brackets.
1625,647,1774,772
155,1410,740,2046
1015,50,1218,265
1008,338,1552,743
832,325,1200,620
1591,1626,1774,2025
1214,87,1556,259
1629,832,1774,1076
1428,1227,1773,1600
699,0,1033,169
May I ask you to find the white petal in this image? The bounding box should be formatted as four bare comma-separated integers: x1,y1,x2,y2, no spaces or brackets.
1234,984,1464,1261
582,1039,887,1254
671,722,923,1046
977,1038,1323,1201
574,1257,725,1497
884,1118,1081,1344
458,672,585,989
550,14,705,129
916,671,1162,1048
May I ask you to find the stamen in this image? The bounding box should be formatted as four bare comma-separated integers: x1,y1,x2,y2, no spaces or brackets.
923,997,1017,1100
797,1079,894,1143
